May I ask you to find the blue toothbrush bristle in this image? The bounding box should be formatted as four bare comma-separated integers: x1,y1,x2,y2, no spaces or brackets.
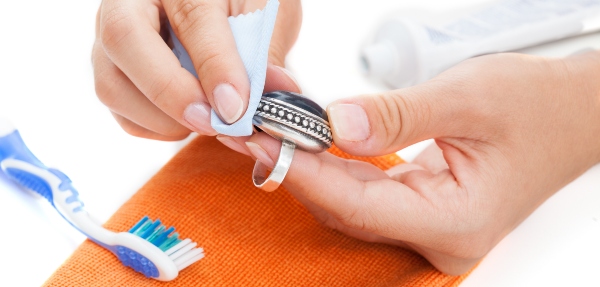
117,216,202,278
128,216,149,233
129,216,182,252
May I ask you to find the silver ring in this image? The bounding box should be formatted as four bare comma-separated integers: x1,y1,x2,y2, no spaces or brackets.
252,91,332,191
252,139,295,192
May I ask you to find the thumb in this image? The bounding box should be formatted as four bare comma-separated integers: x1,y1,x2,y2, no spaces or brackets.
327,81,473,156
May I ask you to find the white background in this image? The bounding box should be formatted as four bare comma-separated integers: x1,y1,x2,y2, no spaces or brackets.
0,0,599,286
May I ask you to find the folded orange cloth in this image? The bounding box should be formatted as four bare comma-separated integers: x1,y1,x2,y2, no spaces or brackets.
43,136,469,286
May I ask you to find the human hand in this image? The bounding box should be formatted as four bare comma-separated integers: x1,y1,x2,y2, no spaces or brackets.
93,0,301,140
244,51,600,274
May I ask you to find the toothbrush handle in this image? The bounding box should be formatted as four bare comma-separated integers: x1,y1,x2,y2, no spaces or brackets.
2,159,82,209
0,129,46,169
0,123,116,245
0,129,82,211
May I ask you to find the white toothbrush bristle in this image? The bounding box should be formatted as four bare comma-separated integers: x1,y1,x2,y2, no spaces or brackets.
173,247,204,266
165,238,191,256
177,252,205,271
169,241,197,260
127,216,205,276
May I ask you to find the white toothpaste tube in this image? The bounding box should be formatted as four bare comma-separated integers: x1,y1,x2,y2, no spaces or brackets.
361,0,600,88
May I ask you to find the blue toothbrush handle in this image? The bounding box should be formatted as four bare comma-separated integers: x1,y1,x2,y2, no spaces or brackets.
0,128,46,167
0,125,83,212
0,122,119,245
1,128,57,201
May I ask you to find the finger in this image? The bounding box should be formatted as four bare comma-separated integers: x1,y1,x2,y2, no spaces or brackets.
386,143,450,184
385,163,425,180
215,60,300,155
164,0,249,124
409,244,482,276
264,64,301,93
411,142,449,174
243,137,407,247
110,112,188,141
216,135,251,156
326,79,478,156
245,134,477,274
99,1,214,135
208,25,303,157
93,41,197,137
266,0,302,67
245,133,436,241
263,0,302,93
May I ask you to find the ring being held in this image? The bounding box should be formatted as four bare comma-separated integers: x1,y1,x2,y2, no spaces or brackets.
251,91,332,191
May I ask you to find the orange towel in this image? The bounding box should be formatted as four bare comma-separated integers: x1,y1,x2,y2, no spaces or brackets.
43,136,469,286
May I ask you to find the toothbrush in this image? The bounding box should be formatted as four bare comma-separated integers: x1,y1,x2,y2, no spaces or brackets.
0,118,203,281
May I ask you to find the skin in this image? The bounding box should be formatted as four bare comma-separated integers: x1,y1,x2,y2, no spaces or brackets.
92,0,301,142
246,51,600,275
93,0,600,276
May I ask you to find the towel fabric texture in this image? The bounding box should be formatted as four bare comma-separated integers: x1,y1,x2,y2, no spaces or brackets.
43,136,470,286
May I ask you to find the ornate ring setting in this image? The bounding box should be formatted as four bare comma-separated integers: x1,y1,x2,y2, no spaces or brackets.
252,91,332,191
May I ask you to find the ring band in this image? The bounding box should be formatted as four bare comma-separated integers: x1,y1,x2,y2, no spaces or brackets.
252,91,331,191
252,139,295,192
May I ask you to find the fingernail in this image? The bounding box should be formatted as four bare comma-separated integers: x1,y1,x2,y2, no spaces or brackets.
216,135,250,156
184,102,217,135
328,103,370,141
245,142,275,168
273,65,302,93
213,83,244,124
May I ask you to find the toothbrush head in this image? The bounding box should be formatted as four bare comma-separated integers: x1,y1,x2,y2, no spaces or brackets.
115,216,204,280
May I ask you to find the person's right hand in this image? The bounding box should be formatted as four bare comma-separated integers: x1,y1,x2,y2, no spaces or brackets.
92,0,301,141
245,51,600,274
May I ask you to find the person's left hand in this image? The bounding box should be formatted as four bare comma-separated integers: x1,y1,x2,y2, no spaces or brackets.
243,51,600,275
93,0,301,141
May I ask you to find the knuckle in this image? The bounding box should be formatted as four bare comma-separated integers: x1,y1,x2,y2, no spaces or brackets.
114,116,147,138
195,50,222,76
337,213,367,231
146,75,177,106
444,235,493,261
169,0,209,36
120,122,146,138
115,116,190,141
268,42,287,67
94,73,119,109
433,256,480,276
335,201,370,231
100,6,134,51
158,123,192,139
400,94,433,142
313,212,338,230
338,210,388,235
121,125,167,141
370,93,411,147
400,170,436,194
